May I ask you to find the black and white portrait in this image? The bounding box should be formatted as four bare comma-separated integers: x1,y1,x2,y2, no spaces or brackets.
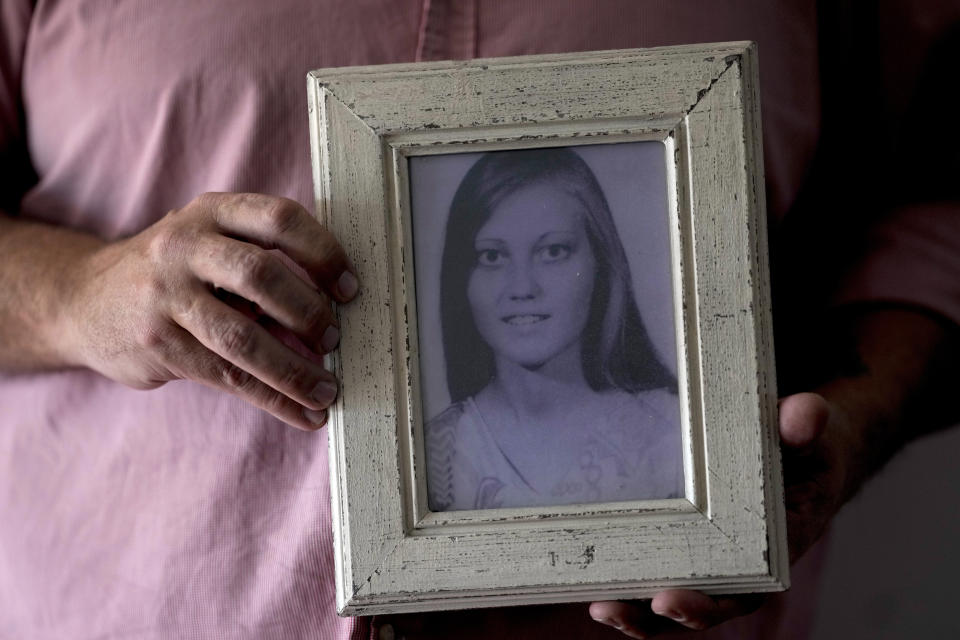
410,143,683,512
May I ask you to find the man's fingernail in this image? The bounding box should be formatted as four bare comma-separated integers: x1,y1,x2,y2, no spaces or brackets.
303,408,327,426
311,379,338,406
604,620,645,639
659,608,685,623
337,271,359,299
600,618,624,631
321,325,340,352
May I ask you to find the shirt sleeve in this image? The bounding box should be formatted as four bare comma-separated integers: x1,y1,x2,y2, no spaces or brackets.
0,0,35,213
836,203,960,326
831,6,960,328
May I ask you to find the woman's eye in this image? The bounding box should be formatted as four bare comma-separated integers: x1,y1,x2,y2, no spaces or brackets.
539,244,571,262
476,249,506,267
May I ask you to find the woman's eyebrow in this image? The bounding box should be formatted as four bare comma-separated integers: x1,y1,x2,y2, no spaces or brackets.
473,236,508,246
535,230,578,243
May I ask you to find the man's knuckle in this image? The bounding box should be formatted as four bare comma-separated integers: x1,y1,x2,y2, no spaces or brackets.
135,321,170,351
235,249,277,288
277,360,313,395
314,236,344,271
168,287,203,322
259,389,290,415
134,268,168,305
216,361,251,391
301,296,331,333
146,225,185,263
193,192,222,212
264,198,302,235
216,320,258,357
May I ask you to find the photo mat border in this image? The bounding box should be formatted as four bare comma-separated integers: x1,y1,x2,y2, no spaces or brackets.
307,42,786,616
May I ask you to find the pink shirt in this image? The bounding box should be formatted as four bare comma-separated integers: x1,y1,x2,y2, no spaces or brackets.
1,1,957,638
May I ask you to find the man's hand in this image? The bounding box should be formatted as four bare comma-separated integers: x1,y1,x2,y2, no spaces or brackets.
587,392,842,638
588,308,958,637
27,193,357,431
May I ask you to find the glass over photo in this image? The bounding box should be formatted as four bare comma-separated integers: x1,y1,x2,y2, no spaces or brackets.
410,143,683,511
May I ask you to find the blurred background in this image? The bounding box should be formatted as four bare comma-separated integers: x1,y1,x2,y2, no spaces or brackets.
809,426,960,639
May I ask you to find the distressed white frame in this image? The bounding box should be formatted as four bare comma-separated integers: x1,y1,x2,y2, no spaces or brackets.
307,42,787,616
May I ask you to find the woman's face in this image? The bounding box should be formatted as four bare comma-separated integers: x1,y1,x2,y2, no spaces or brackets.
467,182,597,370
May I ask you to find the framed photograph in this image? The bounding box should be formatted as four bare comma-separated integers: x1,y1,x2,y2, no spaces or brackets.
307,42,787,616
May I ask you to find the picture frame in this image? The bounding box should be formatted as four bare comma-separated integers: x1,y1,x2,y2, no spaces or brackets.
307,41,787,616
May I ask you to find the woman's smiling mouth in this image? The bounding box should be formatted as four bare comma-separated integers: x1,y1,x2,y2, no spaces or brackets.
502,314,551,325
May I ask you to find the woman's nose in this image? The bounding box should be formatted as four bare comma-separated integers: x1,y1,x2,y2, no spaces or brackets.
506,260,542,300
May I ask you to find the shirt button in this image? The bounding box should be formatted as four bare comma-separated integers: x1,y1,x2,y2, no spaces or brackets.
378,623,396,640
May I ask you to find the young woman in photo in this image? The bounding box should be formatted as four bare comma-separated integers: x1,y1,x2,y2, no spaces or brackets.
426,147,684,511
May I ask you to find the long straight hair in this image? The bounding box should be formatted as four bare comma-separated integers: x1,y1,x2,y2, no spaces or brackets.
439,147,675,403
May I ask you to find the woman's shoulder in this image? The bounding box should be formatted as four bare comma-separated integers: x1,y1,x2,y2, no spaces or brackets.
424,399,492,511
424,401,472,460
425,402,467,512
424,400,472,440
